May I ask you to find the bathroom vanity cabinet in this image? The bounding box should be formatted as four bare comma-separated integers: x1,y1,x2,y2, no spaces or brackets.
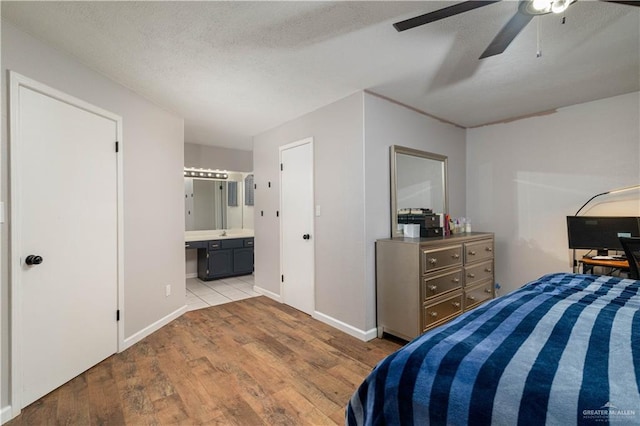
186,236,254,280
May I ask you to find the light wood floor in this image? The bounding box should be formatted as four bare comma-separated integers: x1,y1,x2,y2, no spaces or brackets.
7,296,402,425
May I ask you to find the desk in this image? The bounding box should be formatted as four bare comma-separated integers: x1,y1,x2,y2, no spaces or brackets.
580,257,629,275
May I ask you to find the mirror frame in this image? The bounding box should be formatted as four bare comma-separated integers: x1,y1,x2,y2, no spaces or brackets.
390,145,448,238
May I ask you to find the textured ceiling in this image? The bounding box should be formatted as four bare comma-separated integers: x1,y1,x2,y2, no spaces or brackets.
2,1,639,151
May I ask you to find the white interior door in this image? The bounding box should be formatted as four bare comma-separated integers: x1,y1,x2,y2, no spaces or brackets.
280,139,314,315
11,74,120,408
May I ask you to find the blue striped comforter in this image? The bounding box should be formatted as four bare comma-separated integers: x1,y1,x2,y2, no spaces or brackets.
347,273,640,425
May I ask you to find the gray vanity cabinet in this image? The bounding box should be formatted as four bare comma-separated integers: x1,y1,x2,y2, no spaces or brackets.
233,247,254,275
196,237,254,280
206,249,234,279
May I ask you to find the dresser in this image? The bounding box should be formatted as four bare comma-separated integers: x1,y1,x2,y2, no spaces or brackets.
376,232,495,341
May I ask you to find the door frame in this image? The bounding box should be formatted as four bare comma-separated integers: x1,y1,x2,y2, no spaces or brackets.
8,71,124,416
278,137,315,312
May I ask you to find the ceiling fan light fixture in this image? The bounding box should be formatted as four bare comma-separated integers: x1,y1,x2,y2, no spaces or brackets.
532,0,552,13
550,0,572,13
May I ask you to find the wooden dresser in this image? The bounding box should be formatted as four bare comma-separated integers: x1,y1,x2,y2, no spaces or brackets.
376,232,495,340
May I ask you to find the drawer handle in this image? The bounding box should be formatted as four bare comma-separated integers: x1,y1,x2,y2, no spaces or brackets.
469,250,477,256
428,285,438,292
485,268,492,273
451,301,461,308
452,277,460,283
429,311,438,318
428,258,437,265
486,247,493,252
484,288,493,294
467,273,476,278
452,253,460,259
467,295,476,301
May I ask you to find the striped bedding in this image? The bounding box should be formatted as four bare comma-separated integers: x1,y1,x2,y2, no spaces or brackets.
347,273,640,425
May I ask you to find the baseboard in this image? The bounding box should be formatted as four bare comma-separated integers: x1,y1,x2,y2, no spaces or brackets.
121,305,187,351
253,285,281,302
185,272,197,279
1,405,14,424
313,311,378,342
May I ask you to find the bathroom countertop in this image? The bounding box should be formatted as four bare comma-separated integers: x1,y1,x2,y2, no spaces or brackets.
185,229,254,243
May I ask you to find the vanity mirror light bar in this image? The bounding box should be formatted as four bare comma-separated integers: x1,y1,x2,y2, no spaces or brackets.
184,168,228,180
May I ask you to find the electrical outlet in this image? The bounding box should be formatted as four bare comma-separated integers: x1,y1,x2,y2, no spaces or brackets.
165,284,171,297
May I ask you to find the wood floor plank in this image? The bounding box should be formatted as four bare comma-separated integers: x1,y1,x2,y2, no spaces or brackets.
86,359,126,426
7,296,402,425
271,387,336,425
55,374,91,425
154,348,224,423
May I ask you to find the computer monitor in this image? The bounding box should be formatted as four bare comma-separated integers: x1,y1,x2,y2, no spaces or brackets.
567,216,640,256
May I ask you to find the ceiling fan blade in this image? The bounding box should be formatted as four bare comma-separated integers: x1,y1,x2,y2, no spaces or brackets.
393,1,501,32
600,1,640,6
479,11,533,59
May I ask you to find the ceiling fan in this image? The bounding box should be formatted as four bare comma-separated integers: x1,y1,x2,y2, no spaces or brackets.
393,0,640,59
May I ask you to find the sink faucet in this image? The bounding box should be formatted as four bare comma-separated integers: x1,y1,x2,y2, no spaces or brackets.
220,229,227,236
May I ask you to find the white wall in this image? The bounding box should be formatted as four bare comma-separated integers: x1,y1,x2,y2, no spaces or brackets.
185,143,253,172
1,21,185,413
466,92,640,294
363,93,467,330
253,92,367,334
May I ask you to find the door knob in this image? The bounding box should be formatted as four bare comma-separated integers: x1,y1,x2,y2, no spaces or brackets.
302,234,311,240
25,255,43,266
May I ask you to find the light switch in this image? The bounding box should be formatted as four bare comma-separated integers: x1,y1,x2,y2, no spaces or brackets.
315,205,321,217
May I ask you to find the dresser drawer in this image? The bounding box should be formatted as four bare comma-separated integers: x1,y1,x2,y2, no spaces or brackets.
423,292,463,330
464,260,494,287
422,245,462,273
464,280,494,310
464,239,494,264
423,269,462,301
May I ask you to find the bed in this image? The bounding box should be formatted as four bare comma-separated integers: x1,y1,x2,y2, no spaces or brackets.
347,273,640,425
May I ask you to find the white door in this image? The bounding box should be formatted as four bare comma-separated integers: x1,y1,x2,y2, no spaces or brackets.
11,74,120,407
280,138,315,315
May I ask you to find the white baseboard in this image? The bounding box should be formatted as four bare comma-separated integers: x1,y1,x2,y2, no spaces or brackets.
313,311,378,342
185,272,197,279
1,405,15,424
121,305,187,351
253,285,282,302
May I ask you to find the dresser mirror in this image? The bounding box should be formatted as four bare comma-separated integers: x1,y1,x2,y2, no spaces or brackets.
185,172,253,231
390,145,448,237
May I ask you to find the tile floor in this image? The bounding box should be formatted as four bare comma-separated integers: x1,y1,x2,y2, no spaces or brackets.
186,274,259,311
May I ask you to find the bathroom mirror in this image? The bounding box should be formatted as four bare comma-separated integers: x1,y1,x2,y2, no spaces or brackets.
185,172,253,231
390,145,448,237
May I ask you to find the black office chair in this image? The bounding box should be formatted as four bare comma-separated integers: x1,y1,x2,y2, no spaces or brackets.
619,237,640,280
